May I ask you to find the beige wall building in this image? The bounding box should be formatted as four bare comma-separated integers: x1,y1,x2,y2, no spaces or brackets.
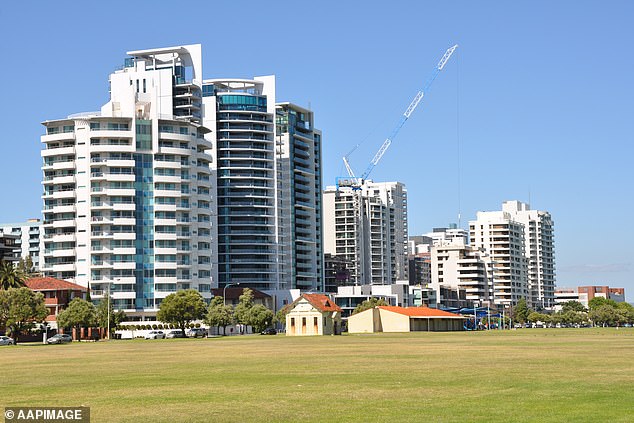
285,294,342,336
347,306,465,333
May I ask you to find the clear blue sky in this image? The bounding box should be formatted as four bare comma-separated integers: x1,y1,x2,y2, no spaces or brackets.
1,1,632,297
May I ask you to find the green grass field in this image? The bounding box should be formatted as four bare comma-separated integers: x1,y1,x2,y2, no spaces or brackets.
2,329,633,422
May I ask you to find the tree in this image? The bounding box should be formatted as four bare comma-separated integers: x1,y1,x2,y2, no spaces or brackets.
275,304,293,325
234,288,255,326
0,260,28,290
57,298,96,337
513,298,531,324
157,289,206,337
616,302,634,325
527,311,550,324
588,297,618,311
561,300,587,313
16,256,37,276
0,287,48,344
246,304,275,333
589,304,618,327
95,299,126,337
352,297,389,315
205,296,233,335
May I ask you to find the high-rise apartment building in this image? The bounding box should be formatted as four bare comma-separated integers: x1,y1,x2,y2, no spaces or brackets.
41,44,324,312
323,181,408,285
275,103,323,291
0,219,43,269
41,45,214,318
501,201,555,308
201,80,323,292
469,209,528,308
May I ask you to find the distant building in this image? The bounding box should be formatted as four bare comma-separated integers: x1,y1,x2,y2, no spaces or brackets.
554,285,625,310
0,233,20,262
333,283,411,318
501,201,556,309
470,209,528,308
324,253,352,293
211,287,274,310
430,237,495,308
408,252,431,286
0,219,42,269
323,181,408,285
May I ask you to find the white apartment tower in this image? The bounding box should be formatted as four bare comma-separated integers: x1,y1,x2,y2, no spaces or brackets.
469,209,528,308
41,45,214,318
324,181,408,285
430,237,495,306
501,201,555,308
0,219,43,270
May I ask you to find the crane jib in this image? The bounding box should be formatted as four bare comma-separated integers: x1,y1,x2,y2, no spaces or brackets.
336,44,458,190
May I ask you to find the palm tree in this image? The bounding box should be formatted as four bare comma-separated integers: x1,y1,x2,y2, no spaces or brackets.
0,260,28,290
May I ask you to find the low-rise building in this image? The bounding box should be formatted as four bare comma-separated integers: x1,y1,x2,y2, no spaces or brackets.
554,285,626,310
25,277,87,329
347,306,466,333
285,293,342,336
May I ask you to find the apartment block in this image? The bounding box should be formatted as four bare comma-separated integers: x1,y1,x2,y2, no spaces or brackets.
469,210,528,308
502,201,555,308
430,237,495,307
323,181,408,285
0,219,43,269
41,45,214,318
201,80,323,292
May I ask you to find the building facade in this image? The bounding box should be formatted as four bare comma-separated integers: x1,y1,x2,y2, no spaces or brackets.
430,237,495,308
201,80,323,292
469,210,528,308
41,45,214,318
0,219,42,269
323,181,408,285
501,201,555,309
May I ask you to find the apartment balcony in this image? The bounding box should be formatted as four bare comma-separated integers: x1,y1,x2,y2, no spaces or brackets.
111,232,135,241
154,174,181,184
46,190,76,200
90,129,133,139
50,262,76,272
112,203,135,212
155,232,178,241
105,173,135,183
89,144,134,154
111,247,135,255
42,175,75,186
42,146,76,158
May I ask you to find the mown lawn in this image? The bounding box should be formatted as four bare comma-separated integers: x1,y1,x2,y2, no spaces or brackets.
1,329,633,422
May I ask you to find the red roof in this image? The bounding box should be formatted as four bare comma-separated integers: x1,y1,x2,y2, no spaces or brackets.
26,277,87,292
378,306,465,318
301,294,342,312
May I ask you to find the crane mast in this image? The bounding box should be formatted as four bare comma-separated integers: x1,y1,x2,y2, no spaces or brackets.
337,44,458,190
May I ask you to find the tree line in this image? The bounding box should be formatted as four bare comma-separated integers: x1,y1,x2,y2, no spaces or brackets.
512,297,634,327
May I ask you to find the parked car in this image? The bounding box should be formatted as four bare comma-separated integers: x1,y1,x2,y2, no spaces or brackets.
47,334,73,344
186,328,207,338
166,330,185,339
0,335,15,345
261,328,277,335
145,330,165,340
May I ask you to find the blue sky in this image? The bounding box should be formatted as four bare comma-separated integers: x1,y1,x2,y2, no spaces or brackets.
0,1,632,296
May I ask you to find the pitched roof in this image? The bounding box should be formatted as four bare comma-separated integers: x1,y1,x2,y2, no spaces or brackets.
26,277,87,291
301,294,342,312
378,306,465,318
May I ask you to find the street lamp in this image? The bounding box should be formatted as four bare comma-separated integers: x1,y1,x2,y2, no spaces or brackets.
223,283,240,307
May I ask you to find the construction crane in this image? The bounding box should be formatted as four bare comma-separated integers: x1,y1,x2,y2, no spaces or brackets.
337,44,458,190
